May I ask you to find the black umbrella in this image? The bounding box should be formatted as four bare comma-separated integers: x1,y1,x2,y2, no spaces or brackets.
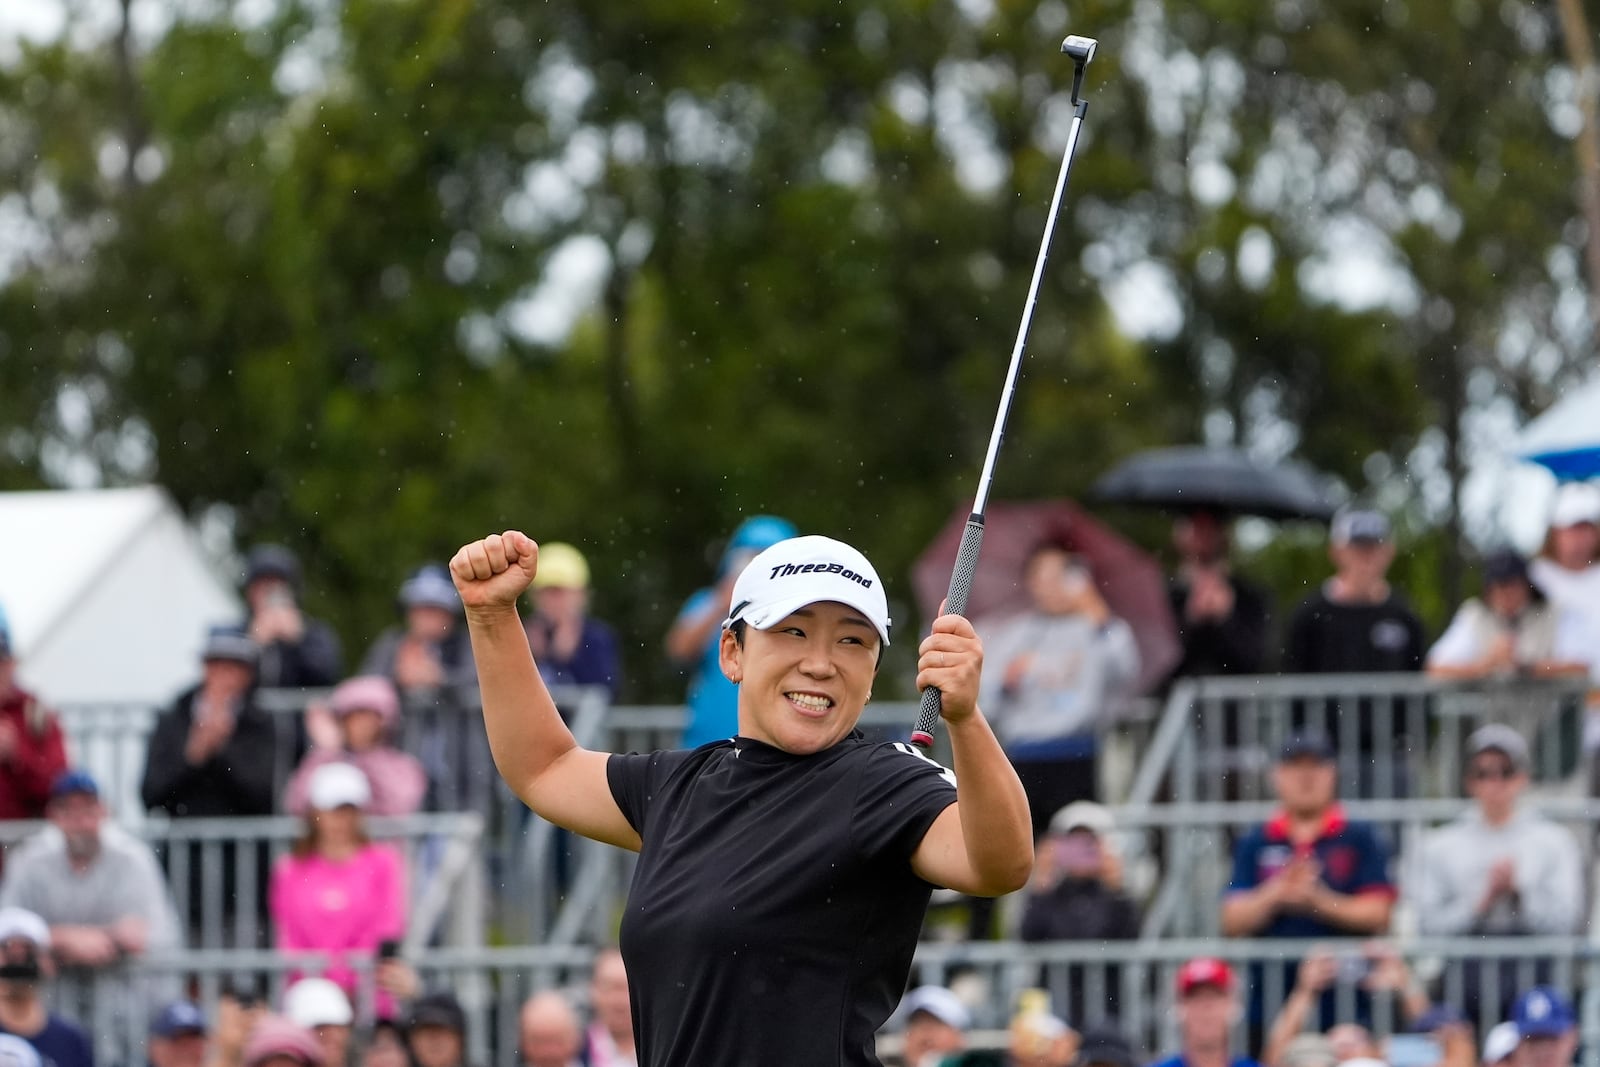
1090,445,1339,521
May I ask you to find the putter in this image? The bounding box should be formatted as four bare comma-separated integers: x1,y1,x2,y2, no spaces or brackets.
910,33,1099,750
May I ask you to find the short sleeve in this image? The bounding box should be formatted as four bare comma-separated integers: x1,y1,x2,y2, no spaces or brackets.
1227,830,1261,893
1426,605,1482,668
607,749,695,837
850,743,957,863
1352,824,1394,894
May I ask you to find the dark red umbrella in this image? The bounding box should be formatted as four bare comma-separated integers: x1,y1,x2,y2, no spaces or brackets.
912,499,1180,694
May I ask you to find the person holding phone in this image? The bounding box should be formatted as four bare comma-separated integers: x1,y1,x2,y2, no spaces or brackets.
1018,802,1139,1022
241,544,343,690
977,539,1140,839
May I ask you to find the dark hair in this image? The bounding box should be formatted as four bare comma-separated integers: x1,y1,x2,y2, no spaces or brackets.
1024,536,1077,570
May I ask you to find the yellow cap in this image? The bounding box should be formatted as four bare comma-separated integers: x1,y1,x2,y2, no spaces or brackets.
532,542,590,590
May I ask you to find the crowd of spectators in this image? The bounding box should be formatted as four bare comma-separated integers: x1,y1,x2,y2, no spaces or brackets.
901,963,1583,1067
0,486,1598,1067
0,537,634,1066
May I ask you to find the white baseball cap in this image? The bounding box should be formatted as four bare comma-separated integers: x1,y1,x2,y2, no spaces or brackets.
306,762,371,812
722,535,891,647
283,977,354,1028
1048,800,1116,837
0,1035,42,1067
901,985,971,1031
1550,482,1600,528
0,907,50,949
1482,1021,1520,1065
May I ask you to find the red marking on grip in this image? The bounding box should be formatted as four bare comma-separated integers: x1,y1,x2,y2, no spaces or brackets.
909,731,935,748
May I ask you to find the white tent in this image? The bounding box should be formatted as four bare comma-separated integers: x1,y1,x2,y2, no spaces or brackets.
0,486,240,707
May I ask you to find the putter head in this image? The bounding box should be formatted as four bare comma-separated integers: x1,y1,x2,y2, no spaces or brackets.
1061,35,1098,66
1061,34,1098,104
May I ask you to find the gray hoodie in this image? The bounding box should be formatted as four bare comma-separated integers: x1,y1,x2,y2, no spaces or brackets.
976,612,1139,750
1412,804,1584,936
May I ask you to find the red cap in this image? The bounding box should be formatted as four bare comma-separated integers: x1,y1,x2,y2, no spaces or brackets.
1176,957,1235,997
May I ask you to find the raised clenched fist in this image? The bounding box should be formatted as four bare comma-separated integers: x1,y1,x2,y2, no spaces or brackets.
449,531,540,612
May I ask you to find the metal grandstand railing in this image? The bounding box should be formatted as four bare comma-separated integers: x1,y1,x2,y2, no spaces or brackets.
1107,796,1600,941
0,812,485,952
1117,674,1595,939
49,675,1595,951
1124,673,1592,806
44,938,1600,1067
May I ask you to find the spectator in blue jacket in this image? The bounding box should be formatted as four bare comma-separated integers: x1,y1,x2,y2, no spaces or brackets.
664,516,797,748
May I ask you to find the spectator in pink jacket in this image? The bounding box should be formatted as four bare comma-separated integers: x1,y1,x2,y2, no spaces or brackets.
283,677,427,817
269,763,407,1016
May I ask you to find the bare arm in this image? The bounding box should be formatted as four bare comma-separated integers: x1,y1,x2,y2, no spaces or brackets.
1306,885,1393,934
911,615,1033,896
1263,953,1337,1067
664,578,734,662
1220,880,1283,937
452,532,639,851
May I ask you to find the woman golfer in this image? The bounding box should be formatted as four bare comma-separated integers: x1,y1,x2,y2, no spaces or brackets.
450,530,1032,1066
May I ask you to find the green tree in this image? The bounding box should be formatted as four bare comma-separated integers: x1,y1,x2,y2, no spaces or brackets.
1,0,1591,695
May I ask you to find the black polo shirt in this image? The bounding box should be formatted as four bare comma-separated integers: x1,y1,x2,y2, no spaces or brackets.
608,731,958,1066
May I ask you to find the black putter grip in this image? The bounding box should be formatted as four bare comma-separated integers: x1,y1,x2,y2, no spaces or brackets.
910,515,985,748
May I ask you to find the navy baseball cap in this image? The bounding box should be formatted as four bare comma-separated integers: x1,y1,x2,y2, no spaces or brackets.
49,770,99,801
1330,507,1392,546
1513,986,1576,1038
1481,548,1531,588
407,992,466,1034
151,1001,208,1038
1279,730,1336,763
202,625,259,666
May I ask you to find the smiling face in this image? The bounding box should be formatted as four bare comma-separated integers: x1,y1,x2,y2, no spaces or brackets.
720,601,881,755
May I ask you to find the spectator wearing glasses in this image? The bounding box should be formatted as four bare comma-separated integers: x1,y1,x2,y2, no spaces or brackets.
1414,726,1583,936
1411,726,1582,1022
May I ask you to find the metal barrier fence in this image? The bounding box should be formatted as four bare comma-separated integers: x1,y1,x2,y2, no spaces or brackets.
44,938,1600,1067
50,676,1593,949
0,813,485,954
51,688,1161,944
1106,797,1600,940
1129,674,1593,807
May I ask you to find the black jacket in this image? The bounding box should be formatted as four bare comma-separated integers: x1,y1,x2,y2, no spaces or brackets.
247,614,343,689
140,687,277,817
1019,877,1141,943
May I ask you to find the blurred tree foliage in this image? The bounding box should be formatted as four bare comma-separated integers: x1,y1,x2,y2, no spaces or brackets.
0,0,1591,698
